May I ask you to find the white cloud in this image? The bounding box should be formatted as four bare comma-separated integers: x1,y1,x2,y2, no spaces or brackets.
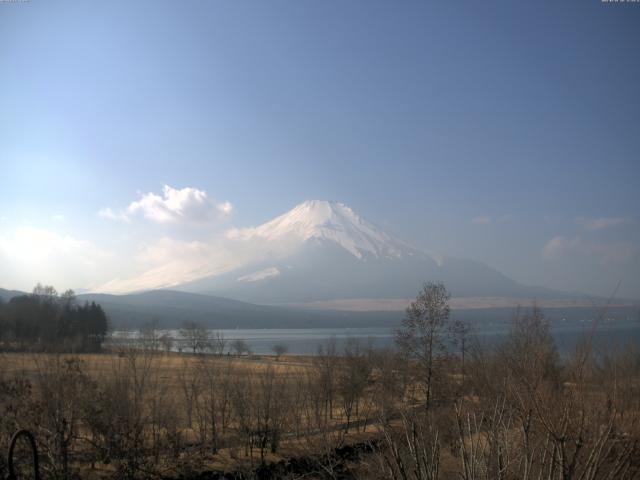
542,234,636,265
136,237,211,264
471,215,491,225
237,267,281,283
542,235,575,260
96,236,238,293
52,214,65,222
98,207,130,223
127,185,232,223
99,185,233,225
575,216,628,231
217,201,233,216
94,227,298,293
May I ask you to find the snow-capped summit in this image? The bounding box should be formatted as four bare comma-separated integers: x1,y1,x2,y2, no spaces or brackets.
234,200,415,259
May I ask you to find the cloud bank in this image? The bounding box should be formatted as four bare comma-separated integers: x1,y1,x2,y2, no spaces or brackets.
0,227,113,291
575,216,629,231
99,185,233,224
542,235,636,265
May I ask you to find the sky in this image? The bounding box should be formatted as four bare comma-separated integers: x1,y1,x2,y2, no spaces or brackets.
0,0,639,299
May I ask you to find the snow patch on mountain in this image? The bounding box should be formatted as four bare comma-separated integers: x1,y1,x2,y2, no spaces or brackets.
237,267,281,283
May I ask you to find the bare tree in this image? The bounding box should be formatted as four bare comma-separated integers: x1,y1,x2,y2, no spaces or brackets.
31,355,92,478
159,333,173,354
178,358,202,429
501,304,560,390
254,366,289,461
0,362,34,478
337,338,372,433
395,282,457,410
271,343,288,360
139,319,161,353
231,338,250,356
211,331,227,356
180,320,209,354
461,301,640,480
194,355,235,454
314,337,339,423
371,348,410,421
82,349,157,479
230,372,255,462
377,412,441,480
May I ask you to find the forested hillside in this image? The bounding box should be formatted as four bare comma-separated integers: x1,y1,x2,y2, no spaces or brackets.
0,284,108,352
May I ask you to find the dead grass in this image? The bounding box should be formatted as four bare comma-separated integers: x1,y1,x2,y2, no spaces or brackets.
0,351,392,478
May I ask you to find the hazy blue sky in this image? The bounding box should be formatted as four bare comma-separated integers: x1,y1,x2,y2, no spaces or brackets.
1,0,639,298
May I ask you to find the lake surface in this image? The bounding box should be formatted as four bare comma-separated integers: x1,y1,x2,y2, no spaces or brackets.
113,319,640,356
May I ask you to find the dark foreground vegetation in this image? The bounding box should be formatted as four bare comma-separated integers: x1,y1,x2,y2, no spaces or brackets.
0,283,638,479
0,285,109,353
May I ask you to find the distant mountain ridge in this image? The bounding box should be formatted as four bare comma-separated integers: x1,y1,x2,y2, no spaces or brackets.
0,288,24,302
74,290,402,329
2,287,636,330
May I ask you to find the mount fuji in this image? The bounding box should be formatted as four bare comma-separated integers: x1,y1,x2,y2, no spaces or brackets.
172,200,556,305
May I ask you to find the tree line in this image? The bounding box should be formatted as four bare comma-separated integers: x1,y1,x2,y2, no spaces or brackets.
131,319,287,358
0,284,109,352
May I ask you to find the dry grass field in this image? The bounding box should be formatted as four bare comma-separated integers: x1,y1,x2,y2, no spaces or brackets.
0,349,396,479
1,309,640,480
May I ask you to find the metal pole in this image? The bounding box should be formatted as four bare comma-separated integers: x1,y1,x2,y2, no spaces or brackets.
7,430,40,480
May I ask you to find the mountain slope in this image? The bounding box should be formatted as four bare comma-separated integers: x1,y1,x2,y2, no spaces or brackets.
0,288,26,302
178,200,559,304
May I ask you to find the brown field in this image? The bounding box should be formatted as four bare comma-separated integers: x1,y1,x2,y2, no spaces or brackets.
1,318,639,480
0,351,315,381
0,349,399,479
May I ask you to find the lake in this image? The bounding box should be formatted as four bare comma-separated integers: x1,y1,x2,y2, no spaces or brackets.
113,318,640,356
